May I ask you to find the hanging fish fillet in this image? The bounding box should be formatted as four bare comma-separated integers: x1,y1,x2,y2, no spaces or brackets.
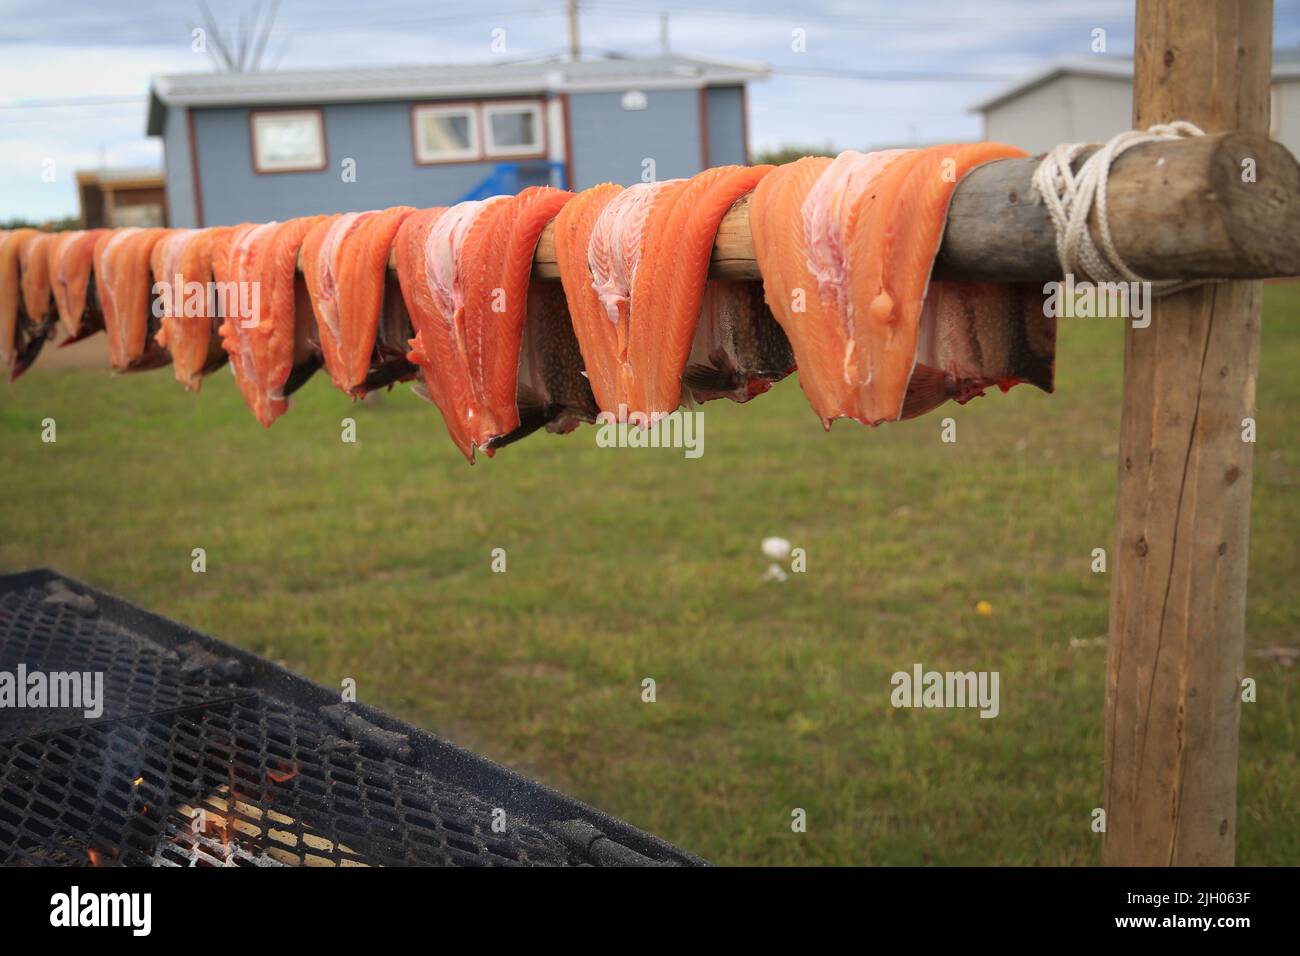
552,183,624,415
394,187,596,461
216,216,328,426
553,165,786,423
301,206,417,397
48,229,109,344
92,227,171,371
1,229,47,379
13,232,60,376
149,226,234,391
485,187,597,444
19,234,56,329
750,145,1055,427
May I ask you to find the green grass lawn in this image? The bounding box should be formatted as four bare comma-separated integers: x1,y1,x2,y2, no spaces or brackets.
2,286,1296,865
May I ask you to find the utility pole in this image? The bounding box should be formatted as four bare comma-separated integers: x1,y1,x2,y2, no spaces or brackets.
567,0,580,61
660,11,670,55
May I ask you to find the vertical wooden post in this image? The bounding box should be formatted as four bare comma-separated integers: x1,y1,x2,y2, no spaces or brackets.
1104,0,1271,865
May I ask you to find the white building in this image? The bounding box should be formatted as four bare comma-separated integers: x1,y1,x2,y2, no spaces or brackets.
970,53,1300,155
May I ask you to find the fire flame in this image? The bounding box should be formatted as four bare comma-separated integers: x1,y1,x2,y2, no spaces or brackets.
266,761,299,785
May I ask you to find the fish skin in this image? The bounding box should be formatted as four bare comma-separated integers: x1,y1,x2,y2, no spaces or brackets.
552,183,624,416
904,281,1056,418
150,226,233,391
508,281,599,443
682,279,795,404
93,227,171,372
301,206,417,396
49,229,109,342
216,216,328,426
367,278,417,391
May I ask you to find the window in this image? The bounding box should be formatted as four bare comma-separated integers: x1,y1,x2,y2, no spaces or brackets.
410,100,545,164
250,110,326,173
412,105,479,163
482,102,543,157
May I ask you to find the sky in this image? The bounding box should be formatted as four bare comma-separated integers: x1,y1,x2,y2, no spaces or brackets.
2,0,1299,221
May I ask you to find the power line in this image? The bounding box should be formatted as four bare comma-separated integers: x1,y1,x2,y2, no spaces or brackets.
0,96,147,111
769,66,1019,82
0,4,562,46
582,0,1135,29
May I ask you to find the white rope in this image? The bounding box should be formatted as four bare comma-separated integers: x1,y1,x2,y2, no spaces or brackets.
1031,121,1210,296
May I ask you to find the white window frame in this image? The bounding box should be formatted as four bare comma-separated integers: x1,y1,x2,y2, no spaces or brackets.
249,109,326,174
481,101,545,158
412,104,481,164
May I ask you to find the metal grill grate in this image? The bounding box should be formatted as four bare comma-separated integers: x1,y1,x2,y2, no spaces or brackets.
0,571,700,867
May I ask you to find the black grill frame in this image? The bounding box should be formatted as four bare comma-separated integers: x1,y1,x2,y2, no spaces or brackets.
0,569,702,867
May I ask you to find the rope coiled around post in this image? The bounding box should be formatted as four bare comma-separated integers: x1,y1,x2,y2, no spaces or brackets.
1031,121,1211,296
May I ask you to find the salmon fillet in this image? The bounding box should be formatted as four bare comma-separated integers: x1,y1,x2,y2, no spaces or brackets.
556,166,779,422
395,187,595,461
750,156,838,420
667,170,793,408
301,206,417,397
482,186,596,445
552,183,623,416
93,227,171,372
216,216,328,426
751,145,1054,426
150,226,234,391
1,228,44,379
49,229,108,343
19,233,56,328
10,232,60,377
395,203,486,459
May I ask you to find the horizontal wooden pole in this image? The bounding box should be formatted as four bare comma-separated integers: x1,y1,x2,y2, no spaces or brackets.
364,132,1299,284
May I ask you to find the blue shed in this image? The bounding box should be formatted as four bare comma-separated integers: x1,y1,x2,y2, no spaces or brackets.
145,55,766,228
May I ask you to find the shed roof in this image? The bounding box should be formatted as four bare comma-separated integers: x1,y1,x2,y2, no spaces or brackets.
968,52,1300,114
147,54,767,134
75,167,165,189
